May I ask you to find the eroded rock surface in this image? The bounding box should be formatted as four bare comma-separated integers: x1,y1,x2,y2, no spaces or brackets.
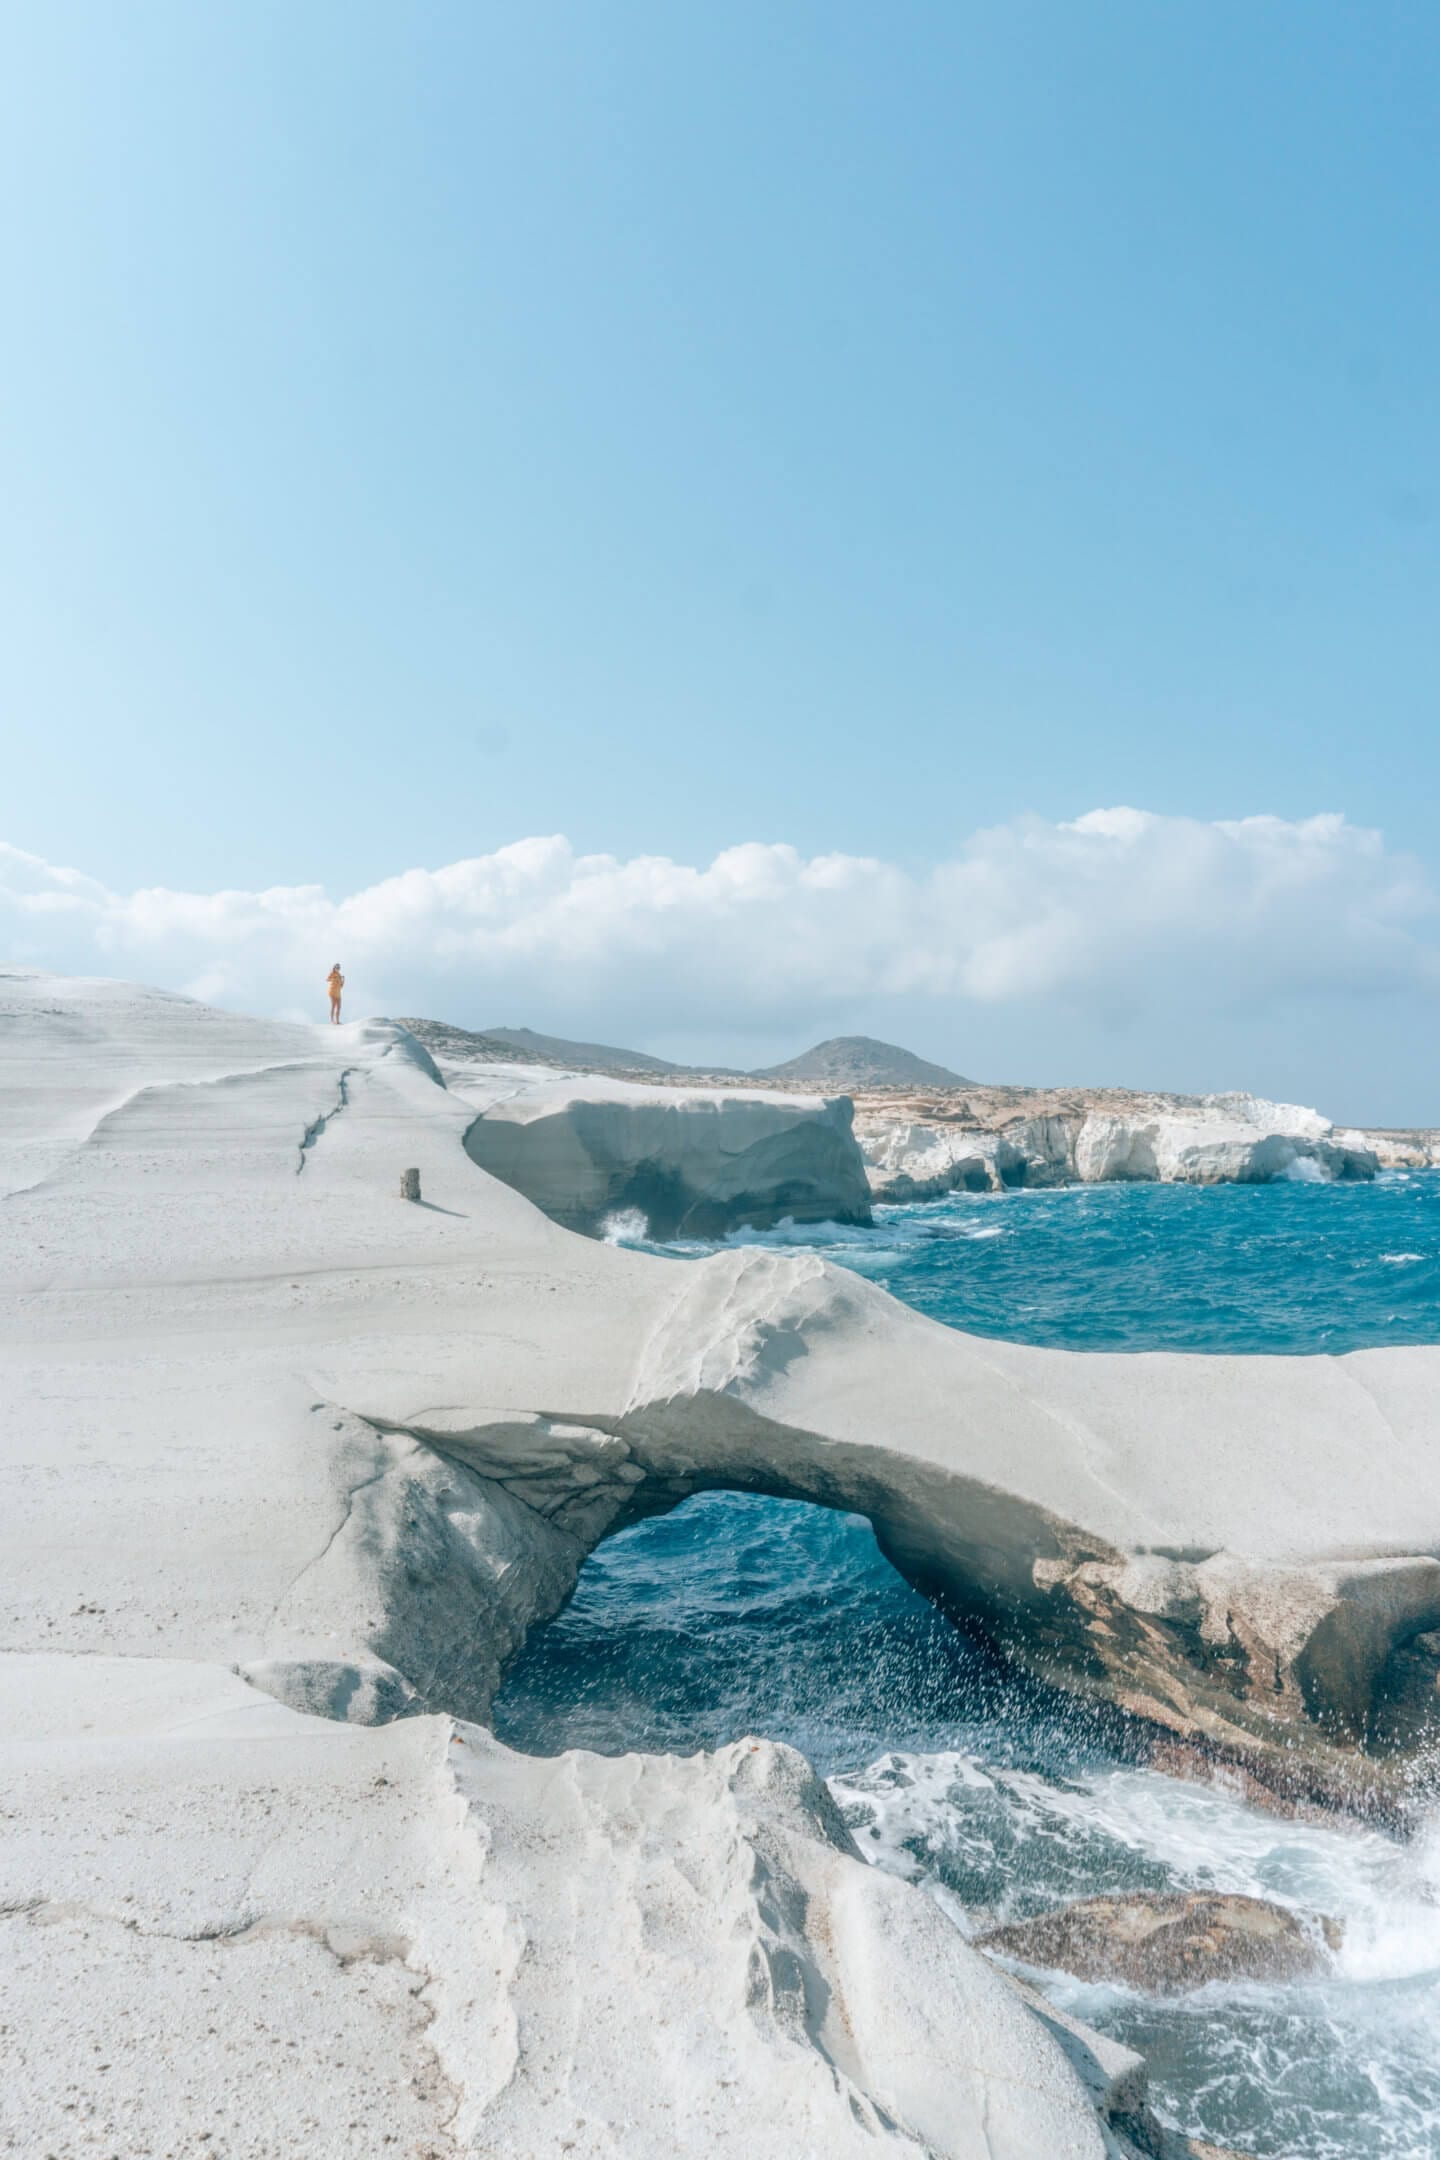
981,1892,1340,1992
853,1088,1380,1198
456,1071,873,1237
401,1010,1434,1194
1,1654,1151,2160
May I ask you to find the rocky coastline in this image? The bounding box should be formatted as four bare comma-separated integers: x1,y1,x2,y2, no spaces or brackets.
409,1016,1435,1217
6,971,1437,2156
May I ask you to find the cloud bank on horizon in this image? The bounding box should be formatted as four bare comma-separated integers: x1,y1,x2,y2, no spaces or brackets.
5,809,1436,1076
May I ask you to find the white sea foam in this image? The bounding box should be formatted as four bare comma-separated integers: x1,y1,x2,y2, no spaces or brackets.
707,1210,1009,1254
601,1206,651,1244
1280,1152,1330,1182
830,1749,997,1876
837,1750,1440,1978
721,1215,866,1246
830,1747,1440,2157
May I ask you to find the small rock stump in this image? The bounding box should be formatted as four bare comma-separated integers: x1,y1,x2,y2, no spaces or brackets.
400,1167,421,1203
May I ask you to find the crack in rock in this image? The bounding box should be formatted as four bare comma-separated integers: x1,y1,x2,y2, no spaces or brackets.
296,1067,356,1172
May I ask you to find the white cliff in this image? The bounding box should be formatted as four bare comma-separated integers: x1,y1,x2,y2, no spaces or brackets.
5,968,1437,2153
443,1060,873,1238
856,1089,1381,1200
1339,1125,1440,1171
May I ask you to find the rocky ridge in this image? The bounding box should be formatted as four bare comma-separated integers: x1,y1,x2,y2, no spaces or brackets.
402,1021,970,1090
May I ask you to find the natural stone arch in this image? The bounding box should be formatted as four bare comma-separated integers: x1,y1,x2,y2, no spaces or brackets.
244,1364,1440,1821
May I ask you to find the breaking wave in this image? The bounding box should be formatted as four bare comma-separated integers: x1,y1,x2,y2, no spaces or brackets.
497,1489,1440,2159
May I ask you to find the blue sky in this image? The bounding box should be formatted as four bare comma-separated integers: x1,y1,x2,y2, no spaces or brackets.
3,4,1438,1116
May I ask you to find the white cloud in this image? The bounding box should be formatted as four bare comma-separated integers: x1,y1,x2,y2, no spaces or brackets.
2,811,1437,1047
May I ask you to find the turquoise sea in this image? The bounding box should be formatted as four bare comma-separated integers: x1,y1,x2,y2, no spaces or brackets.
496,1174,1440,2159
618,1166,1440,1356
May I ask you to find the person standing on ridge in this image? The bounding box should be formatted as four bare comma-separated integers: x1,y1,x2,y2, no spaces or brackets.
327,963,344,1024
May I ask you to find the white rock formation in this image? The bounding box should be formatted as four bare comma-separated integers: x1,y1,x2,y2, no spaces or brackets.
5,1654,1148,2160
1078,1093,1376,1185
1339,1125,1440,1171
3,966,1435,2152
446,1063,873,1237
857,1114,1060,1198
858,1091,1380,1200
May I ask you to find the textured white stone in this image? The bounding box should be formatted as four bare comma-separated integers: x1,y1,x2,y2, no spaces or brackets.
447,1062,872,1237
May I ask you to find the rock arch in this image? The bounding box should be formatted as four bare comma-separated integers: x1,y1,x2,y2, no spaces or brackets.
256,1243,1440,1818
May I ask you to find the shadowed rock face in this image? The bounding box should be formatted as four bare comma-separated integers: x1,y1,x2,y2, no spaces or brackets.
980,1892,1341,1992
462,1089,874,1238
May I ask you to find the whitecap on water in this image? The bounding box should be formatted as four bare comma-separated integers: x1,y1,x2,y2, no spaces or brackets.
721,1215,877,1247
831,1748,1440,2158
600,1206,652,1243
653,1171,1440,1355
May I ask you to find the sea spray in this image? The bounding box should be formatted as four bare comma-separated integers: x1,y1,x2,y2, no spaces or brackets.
499,1178,1440,2154
497,1486,1440,2158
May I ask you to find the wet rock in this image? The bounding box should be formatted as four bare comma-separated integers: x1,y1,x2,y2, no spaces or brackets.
979,1891,1340,1992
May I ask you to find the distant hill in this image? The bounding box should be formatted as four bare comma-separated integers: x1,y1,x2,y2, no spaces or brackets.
483,1026,682,1074
752,1035,973,1089
403,1018,971,1090
399,1018,680,1076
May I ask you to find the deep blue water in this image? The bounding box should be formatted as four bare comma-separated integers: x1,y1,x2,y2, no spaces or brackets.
496,1178,1440,2158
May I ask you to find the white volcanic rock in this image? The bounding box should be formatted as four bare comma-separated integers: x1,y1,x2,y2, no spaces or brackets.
1,1656,1129,2160
4,970,1437,1778
1110,1093,1376,1185
4,969,1438,1767
448,1064,873,1237
1340,1125,1440,1170
857,1114,1065,1198
3,968,1437,2150
859,1090,1379,1199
